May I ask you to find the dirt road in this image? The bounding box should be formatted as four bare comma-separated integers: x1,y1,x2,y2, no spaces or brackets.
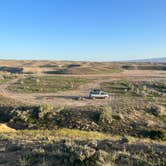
0,70,166,107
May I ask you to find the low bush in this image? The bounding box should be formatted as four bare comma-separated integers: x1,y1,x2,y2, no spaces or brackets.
98,106,113,131
138,128,165,140
147,105,165,116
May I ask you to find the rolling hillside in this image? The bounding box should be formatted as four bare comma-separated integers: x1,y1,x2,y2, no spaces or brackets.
131,57,166,63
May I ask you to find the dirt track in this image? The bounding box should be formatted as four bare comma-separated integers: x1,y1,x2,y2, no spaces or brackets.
0,70,166,107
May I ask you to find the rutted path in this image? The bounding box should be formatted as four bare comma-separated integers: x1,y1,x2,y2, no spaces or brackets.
0,76,112,107
0,76,38,105
0,70,166,107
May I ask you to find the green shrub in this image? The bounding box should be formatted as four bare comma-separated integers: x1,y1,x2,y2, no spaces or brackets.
158,115,166,123
138,129,165,140
9,76,90,93
38,104,54,119
98,106,112,131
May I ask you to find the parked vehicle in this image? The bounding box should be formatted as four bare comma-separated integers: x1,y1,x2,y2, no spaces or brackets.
89,89,109,99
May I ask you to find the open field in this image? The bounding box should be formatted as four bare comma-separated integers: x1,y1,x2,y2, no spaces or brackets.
9,76,90,93
0,60,166,165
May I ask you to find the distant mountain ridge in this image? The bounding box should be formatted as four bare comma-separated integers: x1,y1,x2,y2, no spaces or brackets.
130,57,166,63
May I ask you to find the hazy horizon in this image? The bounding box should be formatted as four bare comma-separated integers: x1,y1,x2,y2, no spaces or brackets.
0,56,166,63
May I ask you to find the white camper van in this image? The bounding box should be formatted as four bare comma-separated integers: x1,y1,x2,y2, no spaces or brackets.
89,89,109,99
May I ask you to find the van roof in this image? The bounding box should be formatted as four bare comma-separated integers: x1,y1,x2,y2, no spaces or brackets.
91,89,102,92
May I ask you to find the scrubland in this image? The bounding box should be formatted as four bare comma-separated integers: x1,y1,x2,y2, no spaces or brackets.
0,60,165,166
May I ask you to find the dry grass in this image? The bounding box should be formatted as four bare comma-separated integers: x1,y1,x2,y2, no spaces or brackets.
9,76,90,93
0,128,120,142
0,95,23,106
0,124,16,133
23,67,44,74
1,128,165,145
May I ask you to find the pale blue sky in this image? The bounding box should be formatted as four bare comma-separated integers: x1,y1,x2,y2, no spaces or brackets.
0,0,165,61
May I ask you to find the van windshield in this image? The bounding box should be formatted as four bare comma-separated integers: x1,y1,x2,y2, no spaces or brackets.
91,90,100,94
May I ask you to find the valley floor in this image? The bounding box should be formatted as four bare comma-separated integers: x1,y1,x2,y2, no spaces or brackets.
0,62,165,166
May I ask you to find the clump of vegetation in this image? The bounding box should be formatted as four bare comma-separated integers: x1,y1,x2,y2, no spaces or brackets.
1,102,165,141
137,65,166,70
101,80,166,98
9,76,90,93
121,65,136,70
137,128,166,140
0,133,165,166
98,106,113,131
0,66,23,73
46,66,122,75
122,64,166,71
8,106,40,129
38,104,54,119
46,68,68,74
0,105,101,131
147,105,166,116
0,74,14,84
54,106,101,131
158,115,166,123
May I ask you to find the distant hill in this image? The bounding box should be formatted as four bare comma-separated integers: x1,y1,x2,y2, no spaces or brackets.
130,57,166,63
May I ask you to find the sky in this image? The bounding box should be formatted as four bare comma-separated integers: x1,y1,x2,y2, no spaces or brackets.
0,0,165,61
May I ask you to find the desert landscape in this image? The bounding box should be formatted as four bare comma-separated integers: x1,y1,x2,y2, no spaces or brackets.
0,60,166,165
